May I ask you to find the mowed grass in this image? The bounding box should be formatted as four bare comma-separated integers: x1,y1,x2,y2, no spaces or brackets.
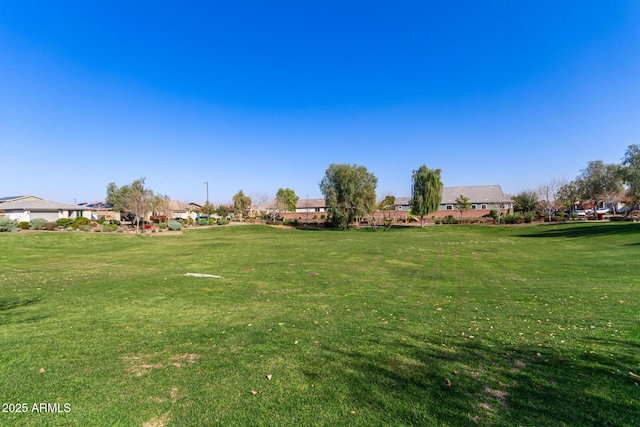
0,223,638,426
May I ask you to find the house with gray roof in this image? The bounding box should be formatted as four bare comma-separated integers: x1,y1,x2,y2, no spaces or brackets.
0,196,92,222
395,185,512,217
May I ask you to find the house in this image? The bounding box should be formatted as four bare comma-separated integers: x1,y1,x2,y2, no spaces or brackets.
169,200,198,220
295,198,326,213
77,202,120,221
0,196,93,222
395,185,513,218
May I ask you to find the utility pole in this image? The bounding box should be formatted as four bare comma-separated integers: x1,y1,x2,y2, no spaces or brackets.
204,182,209,219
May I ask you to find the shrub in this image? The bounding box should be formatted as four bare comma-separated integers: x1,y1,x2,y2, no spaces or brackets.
72,217,91,229
159,222,168,229
434,218,442,225
56,218,74,228
320,215,326,219
96,219,106,225
443,215,457,225
19,222,29,230
78,225,90,232
44,222,58,231
489,210,498,220
150,215,167,223
0,218,18,232
217,218,230,225
523,212,535,224
503,212,525,224
29,218,48,230
168,221,182,231
102,224,118,232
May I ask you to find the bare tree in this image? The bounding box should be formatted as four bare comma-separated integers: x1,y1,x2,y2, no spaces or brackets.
124,179,154,232
537,178,565,221
152,194,171,222
250,192,270,220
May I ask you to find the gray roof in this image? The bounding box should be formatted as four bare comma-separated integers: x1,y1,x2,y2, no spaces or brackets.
0,199,91,211
395,185,511,205
441,185,511,204
296,198,326,208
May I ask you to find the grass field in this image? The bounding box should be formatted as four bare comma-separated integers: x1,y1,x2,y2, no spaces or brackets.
0,223,639,426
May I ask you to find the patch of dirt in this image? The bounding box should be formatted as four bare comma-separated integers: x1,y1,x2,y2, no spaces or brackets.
172,353,199,368
123,353,200,376
143,411,172,427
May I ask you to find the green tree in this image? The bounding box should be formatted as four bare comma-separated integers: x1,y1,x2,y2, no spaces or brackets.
576,160,622,216
215,204,230,218
455,194,471,223
319,163,378,230
106,178,155,232
512,190,539,214
410,165,443,228
377,195,396,211
620,144,640,215
557,181,580,214
233,190,252,220
276,188,299,212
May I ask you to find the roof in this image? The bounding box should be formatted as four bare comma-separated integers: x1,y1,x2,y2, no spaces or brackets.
78,201,112,209
441,185,511,204
169,200,190,211
296,198,326,208
394,185,512,205
0,195,42,203
0,199,91,211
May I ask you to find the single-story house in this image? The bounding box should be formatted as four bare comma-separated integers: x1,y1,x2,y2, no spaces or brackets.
295,198,326,213
169,200,198,220
77,202,120,221
395,185,513,217
0,196,93,222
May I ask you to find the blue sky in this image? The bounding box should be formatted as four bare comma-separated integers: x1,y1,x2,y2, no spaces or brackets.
1,2,639,205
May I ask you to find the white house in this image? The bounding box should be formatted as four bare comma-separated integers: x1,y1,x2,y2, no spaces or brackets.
0,196,92,222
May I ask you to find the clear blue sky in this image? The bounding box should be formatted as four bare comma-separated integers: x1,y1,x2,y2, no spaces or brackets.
1,1,639,205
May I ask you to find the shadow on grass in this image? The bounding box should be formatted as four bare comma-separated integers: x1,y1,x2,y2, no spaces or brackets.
304,334,639,426
0,296,47,325
517,222,640,239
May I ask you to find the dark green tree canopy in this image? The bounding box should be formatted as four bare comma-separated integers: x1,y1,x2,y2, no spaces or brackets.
319,163,377,229
512,190,539,213
576,160,622,209
276,188,300,212
410,165,443,227
620,144,640,208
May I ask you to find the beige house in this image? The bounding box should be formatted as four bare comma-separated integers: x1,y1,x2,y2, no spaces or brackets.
0,196,93,222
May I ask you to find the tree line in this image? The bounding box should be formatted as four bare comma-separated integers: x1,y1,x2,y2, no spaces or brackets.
512,144,640,219
105,144,640,231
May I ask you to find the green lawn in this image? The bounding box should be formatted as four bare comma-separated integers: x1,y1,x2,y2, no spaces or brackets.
0,223,639,426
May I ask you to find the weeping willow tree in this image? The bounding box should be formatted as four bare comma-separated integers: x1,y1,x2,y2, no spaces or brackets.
410,165,443,227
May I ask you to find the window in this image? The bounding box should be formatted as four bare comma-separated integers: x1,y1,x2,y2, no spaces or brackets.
471,205,477,210
446,205,453,210
481,204,487,209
